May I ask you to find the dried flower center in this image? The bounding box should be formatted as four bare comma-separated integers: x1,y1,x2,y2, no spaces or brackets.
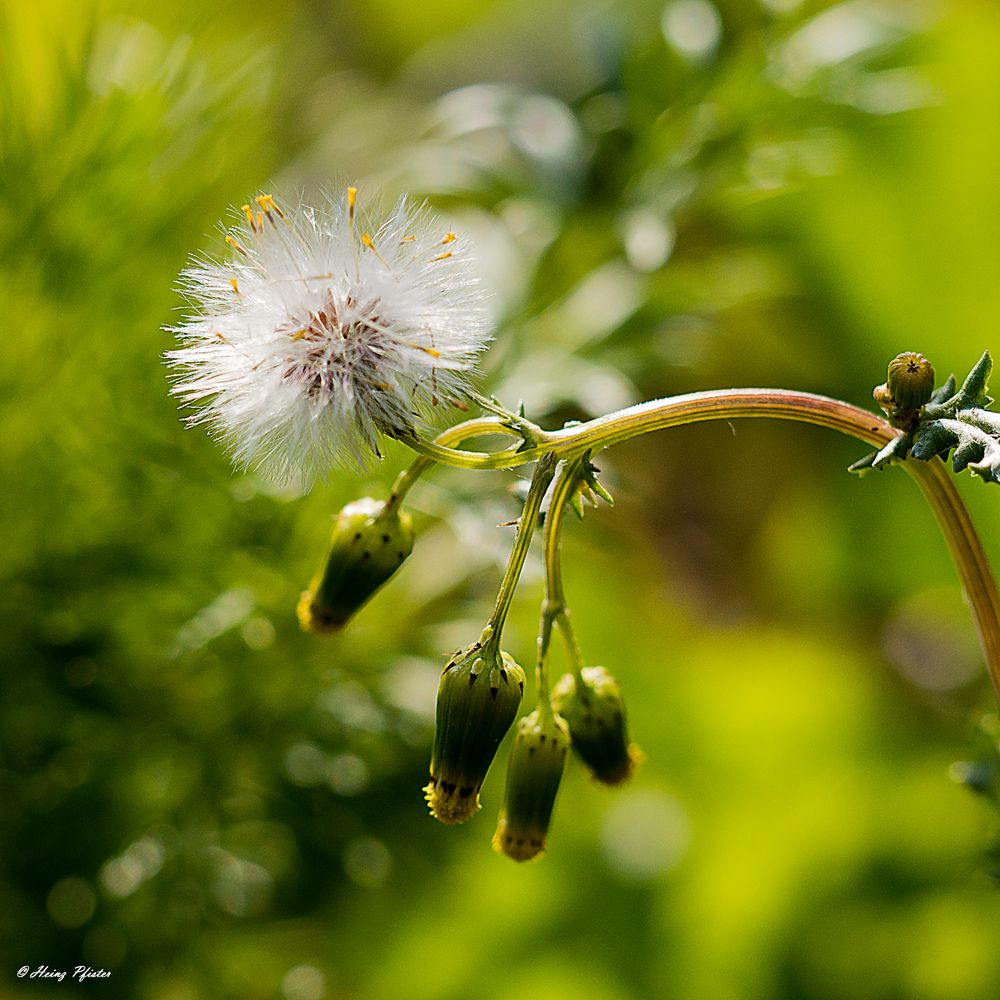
280,292,391,400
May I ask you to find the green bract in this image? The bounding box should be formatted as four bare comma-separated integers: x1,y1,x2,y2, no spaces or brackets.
297,497,414,633
424,628,526,825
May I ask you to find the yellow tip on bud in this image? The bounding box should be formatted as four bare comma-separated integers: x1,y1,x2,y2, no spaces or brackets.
425,635,525,825
492,709,569,862
296,589,341,635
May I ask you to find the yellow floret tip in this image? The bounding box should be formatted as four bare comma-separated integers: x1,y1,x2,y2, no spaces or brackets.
424,779,481,825
492,819,546,862
591,743,644,787
296,590,344,635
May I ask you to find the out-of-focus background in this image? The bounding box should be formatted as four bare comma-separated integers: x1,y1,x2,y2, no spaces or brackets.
4,0,1000,997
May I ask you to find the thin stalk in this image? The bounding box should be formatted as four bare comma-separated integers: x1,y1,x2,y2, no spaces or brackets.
484,453,558,643
539,459,588,697
533,460,580,721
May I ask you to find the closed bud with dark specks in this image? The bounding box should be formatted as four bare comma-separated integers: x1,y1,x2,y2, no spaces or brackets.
887,352,935,410
492,709,569,862
552,667,642,786
297,497,414,633
424,627,526,825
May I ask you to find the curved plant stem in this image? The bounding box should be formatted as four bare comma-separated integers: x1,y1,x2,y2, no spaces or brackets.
404,390,1000,704
397,427,541,471
905,458,1000,705
385,417,522,513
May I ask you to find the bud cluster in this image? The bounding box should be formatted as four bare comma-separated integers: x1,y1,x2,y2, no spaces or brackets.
426,645,641,860
293,471,643,860
287,450,642,860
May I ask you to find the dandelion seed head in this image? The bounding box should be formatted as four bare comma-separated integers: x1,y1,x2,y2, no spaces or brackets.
166,189,492,488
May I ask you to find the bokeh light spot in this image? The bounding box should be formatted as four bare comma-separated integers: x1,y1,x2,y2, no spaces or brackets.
623,210,675,272
328,753,369,796
343,836,391,887
47,876,97,928
601,790,690,880
661,0,722,60
285,742,329,787
282,964,326,1000
242,615,275,650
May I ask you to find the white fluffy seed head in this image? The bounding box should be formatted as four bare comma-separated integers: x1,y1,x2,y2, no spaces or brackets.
165,190,492,488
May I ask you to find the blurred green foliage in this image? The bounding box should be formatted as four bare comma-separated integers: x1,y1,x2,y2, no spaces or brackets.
4,0,1000,997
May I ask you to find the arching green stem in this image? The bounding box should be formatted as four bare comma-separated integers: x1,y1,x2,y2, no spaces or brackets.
385,417,523,514
396,427,543,471
403,390,1000,704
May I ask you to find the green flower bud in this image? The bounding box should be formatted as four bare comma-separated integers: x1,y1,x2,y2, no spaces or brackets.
552,667,642,786
492,709,569,862
886,352,935,410
424,628,526,825
297,498,414,634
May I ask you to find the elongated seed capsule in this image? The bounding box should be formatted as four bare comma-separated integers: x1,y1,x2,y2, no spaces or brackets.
552,667,642,786
492,709,569,861
424,629,526,824
297,498,414,633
